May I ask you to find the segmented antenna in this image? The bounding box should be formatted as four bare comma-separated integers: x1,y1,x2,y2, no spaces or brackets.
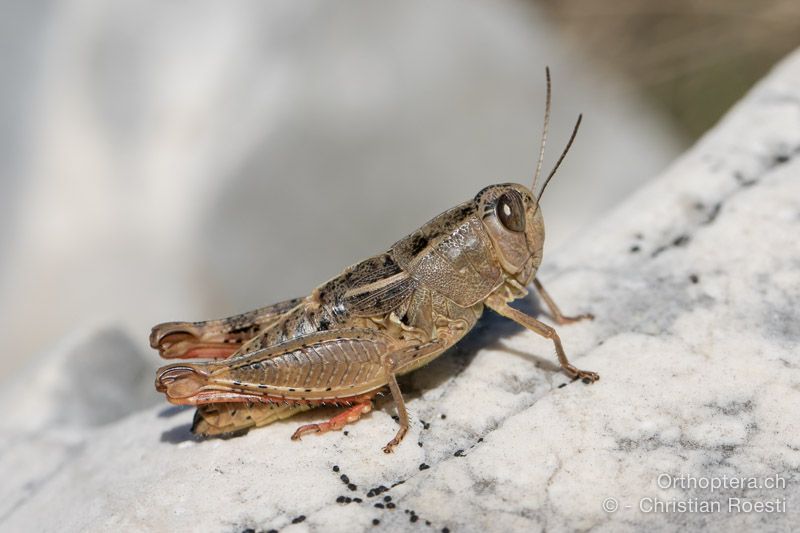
537,113,582,202
531,67,552,193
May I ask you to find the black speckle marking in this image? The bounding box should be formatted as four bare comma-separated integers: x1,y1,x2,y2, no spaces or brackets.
340,474,350,484
373,519,380,526
333,465,340,472
440,414,447,420
336,495,346,503
292,515,306,524
418,442,423,448
242,529,255,533
375,503,385,509
558,383,567,389
353,498,363,503
702,202,722,225
443,528,451,533
232,381,242,386
367,485,390,498
421,420,430,430
629,245,641,253
344,431,349,436
419,463,430,471
258,384,267,389
319,317,331,331
348,483,357,491
734,170,757,187
454,449,465,457
326,387,332,391
689,274,699,284
384,496,392,502
410,515,419,523
652,233,691,257
387,502,396,509
288,388,296,392
672,234,690,247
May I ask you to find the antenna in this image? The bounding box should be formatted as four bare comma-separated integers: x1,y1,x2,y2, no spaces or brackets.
531,66,552,193
537,113,582,202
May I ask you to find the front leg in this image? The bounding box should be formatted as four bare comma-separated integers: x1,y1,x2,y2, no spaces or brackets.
486,296,599,383
533,278,594,325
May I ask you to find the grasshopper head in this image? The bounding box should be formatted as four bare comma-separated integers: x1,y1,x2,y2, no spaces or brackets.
476,184,544,282
474,68,582,285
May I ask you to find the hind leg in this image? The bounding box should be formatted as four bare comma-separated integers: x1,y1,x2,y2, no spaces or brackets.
150,296,302,359
291,396,376,440
193,402,311,437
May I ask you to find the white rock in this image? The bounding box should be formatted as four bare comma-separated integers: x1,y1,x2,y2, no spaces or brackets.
2,38,799,533
0,325,158,433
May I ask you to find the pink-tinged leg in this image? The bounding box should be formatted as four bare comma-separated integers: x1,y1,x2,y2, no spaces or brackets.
291,400,374,441
150,297,303,359
150,327,243,359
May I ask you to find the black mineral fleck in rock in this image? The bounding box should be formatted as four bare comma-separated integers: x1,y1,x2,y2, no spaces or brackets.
292,515,306,524
419,463,430,471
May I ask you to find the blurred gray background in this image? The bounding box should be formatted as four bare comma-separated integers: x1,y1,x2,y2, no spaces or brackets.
0,0,796,381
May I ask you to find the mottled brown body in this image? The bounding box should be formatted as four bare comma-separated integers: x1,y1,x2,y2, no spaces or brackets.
153,71,599,452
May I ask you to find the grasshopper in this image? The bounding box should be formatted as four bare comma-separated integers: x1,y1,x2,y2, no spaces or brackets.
153,70,598,453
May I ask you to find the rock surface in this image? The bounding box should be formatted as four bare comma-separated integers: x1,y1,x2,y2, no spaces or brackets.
3,45,800,533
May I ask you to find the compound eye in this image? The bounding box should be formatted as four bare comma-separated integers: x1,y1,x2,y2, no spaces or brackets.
496,191,525,232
